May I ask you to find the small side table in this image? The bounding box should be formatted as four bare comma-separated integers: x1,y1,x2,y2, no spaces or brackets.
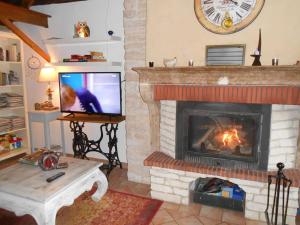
28,110,65,154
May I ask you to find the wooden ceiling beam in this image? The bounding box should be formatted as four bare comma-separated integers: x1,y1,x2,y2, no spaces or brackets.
33,0,87,5
0,18,51,62
0,2,50,27
22,0,35,8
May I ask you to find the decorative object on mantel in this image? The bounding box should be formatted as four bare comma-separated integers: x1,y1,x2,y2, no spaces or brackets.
251,29,262,66
206,44,245,66
265,162,292,225
295,60,300,66
73,21,90,38
149,61,154,67
194,0,265,34
272,58,279,66
188,59,194,66
163,57,177,67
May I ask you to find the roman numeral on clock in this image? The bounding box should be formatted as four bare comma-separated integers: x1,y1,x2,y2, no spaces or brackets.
205,7,215,17
236,12,242,18
213,13,221,23
203,0,213,4
240,2,251,11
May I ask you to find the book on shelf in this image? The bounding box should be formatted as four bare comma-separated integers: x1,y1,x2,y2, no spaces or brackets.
19,148,46,166
63,58,88,62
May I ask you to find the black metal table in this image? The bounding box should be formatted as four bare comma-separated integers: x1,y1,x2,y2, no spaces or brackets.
58,114,125,176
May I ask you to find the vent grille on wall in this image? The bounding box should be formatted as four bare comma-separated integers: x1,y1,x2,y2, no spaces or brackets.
206,45,245,66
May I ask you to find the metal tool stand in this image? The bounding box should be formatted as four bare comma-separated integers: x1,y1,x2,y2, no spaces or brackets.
265,162,292,225
70,121,122,177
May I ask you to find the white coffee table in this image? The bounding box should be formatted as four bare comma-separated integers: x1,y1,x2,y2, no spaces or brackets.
0,157,108,225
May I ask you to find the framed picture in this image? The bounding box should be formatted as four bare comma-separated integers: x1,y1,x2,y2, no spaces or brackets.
206,44,246,66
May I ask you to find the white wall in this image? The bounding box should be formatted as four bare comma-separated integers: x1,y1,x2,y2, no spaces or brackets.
17,0,126,162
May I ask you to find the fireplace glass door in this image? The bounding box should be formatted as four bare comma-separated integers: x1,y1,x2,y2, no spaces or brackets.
189,113,259,161
176,102,271,170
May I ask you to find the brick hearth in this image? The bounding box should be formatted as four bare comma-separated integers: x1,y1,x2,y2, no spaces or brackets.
145,151,300,187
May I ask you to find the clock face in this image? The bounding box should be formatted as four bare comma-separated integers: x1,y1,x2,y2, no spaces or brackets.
194,0,265,34
27,56,41,69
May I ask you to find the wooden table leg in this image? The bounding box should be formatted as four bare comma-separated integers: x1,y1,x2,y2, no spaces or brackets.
91,170,108,202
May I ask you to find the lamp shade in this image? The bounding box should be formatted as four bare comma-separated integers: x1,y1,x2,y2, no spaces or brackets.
38,67,57,82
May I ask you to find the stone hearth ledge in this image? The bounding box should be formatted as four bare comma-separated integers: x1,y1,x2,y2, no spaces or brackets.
144,151,300,187
145,151,300,224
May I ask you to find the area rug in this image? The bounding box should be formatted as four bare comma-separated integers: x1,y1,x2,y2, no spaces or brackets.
0,189,163,225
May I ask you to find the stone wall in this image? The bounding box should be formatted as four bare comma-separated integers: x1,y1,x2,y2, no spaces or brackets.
160,100,300,171
150,166,299,225
124,0,151,183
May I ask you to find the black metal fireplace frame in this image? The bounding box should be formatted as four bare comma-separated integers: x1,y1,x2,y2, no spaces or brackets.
176,102,271,170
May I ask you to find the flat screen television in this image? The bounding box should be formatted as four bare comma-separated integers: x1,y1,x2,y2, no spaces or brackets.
58,72,122,116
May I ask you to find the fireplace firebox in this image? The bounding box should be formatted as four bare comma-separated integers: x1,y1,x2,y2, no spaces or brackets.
176,102,271,170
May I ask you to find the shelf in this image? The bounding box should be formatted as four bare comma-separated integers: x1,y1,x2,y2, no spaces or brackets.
44,36,122,46
0,31,29,163
0,85,23,88
51,61,122,67
0,128,26,136
0,148,27,162
0,106,24,111
0,61,22,64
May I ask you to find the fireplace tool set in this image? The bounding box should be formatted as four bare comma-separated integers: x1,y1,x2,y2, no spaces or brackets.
265,162,292,225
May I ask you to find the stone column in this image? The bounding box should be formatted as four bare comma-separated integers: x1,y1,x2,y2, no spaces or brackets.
124,0,151,183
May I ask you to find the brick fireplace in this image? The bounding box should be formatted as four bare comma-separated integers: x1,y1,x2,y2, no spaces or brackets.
133,65,300,224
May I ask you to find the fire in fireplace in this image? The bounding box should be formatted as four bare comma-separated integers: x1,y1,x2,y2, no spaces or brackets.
176,102,271,170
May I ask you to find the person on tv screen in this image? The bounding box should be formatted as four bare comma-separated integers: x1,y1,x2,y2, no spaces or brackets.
61,85,102,113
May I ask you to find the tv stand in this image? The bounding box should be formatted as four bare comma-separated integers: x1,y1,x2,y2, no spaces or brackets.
58,114,125,176
65,113,76,118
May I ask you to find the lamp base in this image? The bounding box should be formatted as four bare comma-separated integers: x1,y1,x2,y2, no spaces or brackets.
34,101,59,111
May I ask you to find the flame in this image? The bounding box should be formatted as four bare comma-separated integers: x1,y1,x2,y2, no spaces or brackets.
222,129,241,146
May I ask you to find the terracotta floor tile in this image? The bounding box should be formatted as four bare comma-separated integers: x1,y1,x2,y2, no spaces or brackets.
198,216,223,225
222,209,246,225
160,222,178,225
245,220,267,225
175,215,204,225
152,209,175,225
199,205,223,222
167,204,201,220
161,202,180,211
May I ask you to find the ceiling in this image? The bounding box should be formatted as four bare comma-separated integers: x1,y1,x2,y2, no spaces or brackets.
0,0,86,6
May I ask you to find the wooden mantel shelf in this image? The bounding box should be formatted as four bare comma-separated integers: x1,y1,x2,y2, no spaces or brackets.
133,65,300,86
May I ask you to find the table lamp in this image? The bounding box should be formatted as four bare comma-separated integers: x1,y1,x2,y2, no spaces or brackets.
38,67,57,106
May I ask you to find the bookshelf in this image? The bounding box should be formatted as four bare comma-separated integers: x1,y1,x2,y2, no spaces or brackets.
0,31,30,161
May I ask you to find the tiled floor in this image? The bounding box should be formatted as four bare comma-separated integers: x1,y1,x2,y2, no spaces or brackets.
108,167,270,225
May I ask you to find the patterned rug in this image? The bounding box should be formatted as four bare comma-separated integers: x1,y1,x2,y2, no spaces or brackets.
0,189,163,225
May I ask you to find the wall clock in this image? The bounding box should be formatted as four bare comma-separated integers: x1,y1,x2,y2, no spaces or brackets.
27,55,41,69
194,0,265,34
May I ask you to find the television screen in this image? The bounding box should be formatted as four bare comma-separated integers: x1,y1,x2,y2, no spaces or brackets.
59,72,122,115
